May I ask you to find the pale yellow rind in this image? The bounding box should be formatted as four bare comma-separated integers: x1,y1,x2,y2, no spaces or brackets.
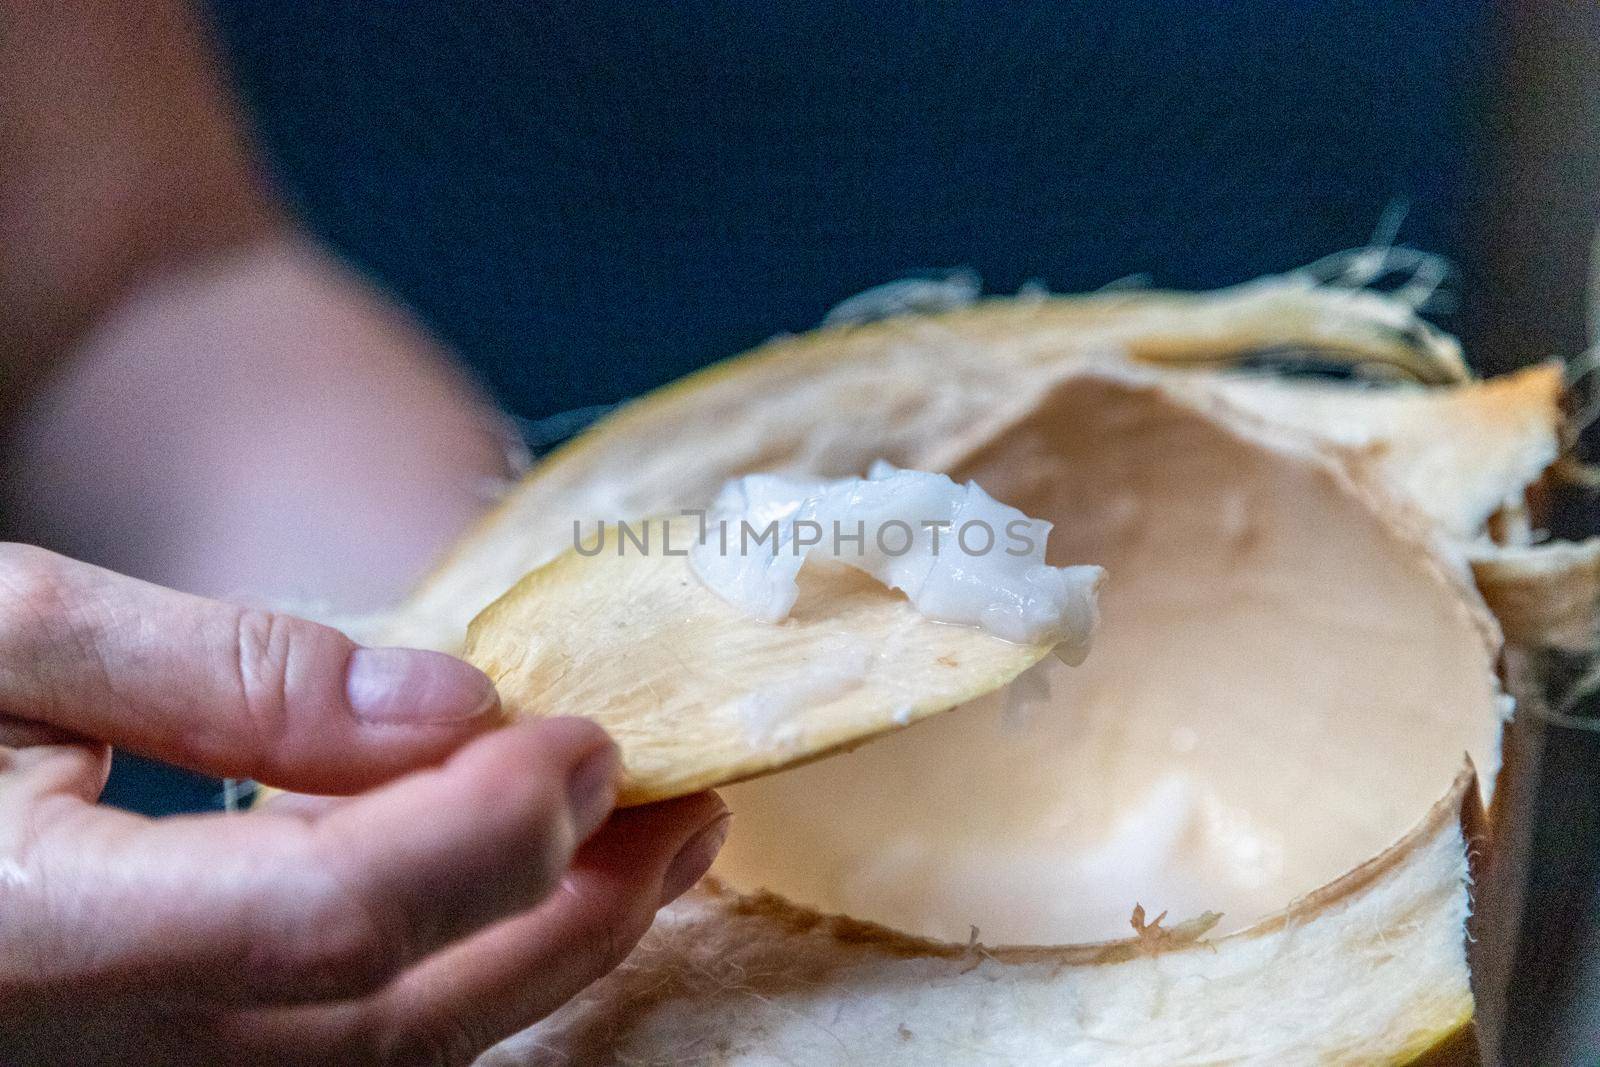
465,369,1503,1064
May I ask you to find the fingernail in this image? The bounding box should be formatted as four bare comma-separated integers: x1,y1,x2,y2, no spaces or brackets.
567,743,620,840
660,812,732,906
345,647,499,724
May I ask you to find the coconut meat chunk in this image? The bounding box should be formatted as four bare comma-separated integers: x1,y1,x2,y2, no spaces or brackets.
690,463,1104,651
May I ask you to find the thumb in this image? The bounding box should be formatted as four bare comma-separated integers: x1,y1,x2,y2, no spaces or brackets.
0,543,500,792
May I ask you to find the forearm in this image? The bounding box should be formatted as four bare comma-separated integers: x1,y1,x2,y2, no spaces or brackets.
4,238,516,611
0,0,513,611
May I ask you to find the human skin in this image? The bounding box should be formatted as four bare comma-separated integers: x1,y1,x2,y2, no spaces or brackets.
0,1,725,1062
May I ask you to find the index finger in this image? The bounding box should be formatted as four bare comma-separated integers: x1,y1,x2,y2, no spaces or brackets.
0,543,501,792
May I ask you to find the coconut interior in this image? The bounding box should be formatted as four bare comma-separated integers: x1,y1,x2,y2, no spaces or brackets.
711,374,1502,945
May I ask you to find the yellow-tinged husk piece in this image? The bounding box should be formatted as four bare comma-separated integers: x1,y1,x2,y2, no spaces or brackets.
464,519,1090,805
355,267,1575,1064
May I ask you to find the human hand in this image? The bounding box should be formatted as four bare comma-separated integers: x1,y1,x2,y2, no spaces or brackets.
0,544,729,1065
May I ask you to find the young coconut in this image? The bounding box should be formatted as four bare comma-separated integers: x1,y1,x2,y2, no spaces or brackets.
473,370,1506,1065
341,266,1566,1062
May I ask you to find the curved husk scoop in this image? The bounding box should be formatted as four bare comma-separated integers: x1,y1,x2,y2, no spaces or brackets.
463,519,1094,805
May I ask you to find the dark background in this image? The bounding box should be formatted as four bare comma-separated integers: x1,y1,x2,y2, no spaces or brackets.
109,0,1500,812
214,0,1494,418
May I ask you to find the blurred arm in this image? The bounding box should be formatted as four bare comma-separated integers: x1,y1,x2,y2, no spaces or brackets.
0,0,513,611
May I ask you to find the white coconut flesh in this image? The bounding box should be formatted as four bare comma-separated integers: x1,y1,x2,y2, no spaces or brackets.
710,373,1504,946
691,464,1103,649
